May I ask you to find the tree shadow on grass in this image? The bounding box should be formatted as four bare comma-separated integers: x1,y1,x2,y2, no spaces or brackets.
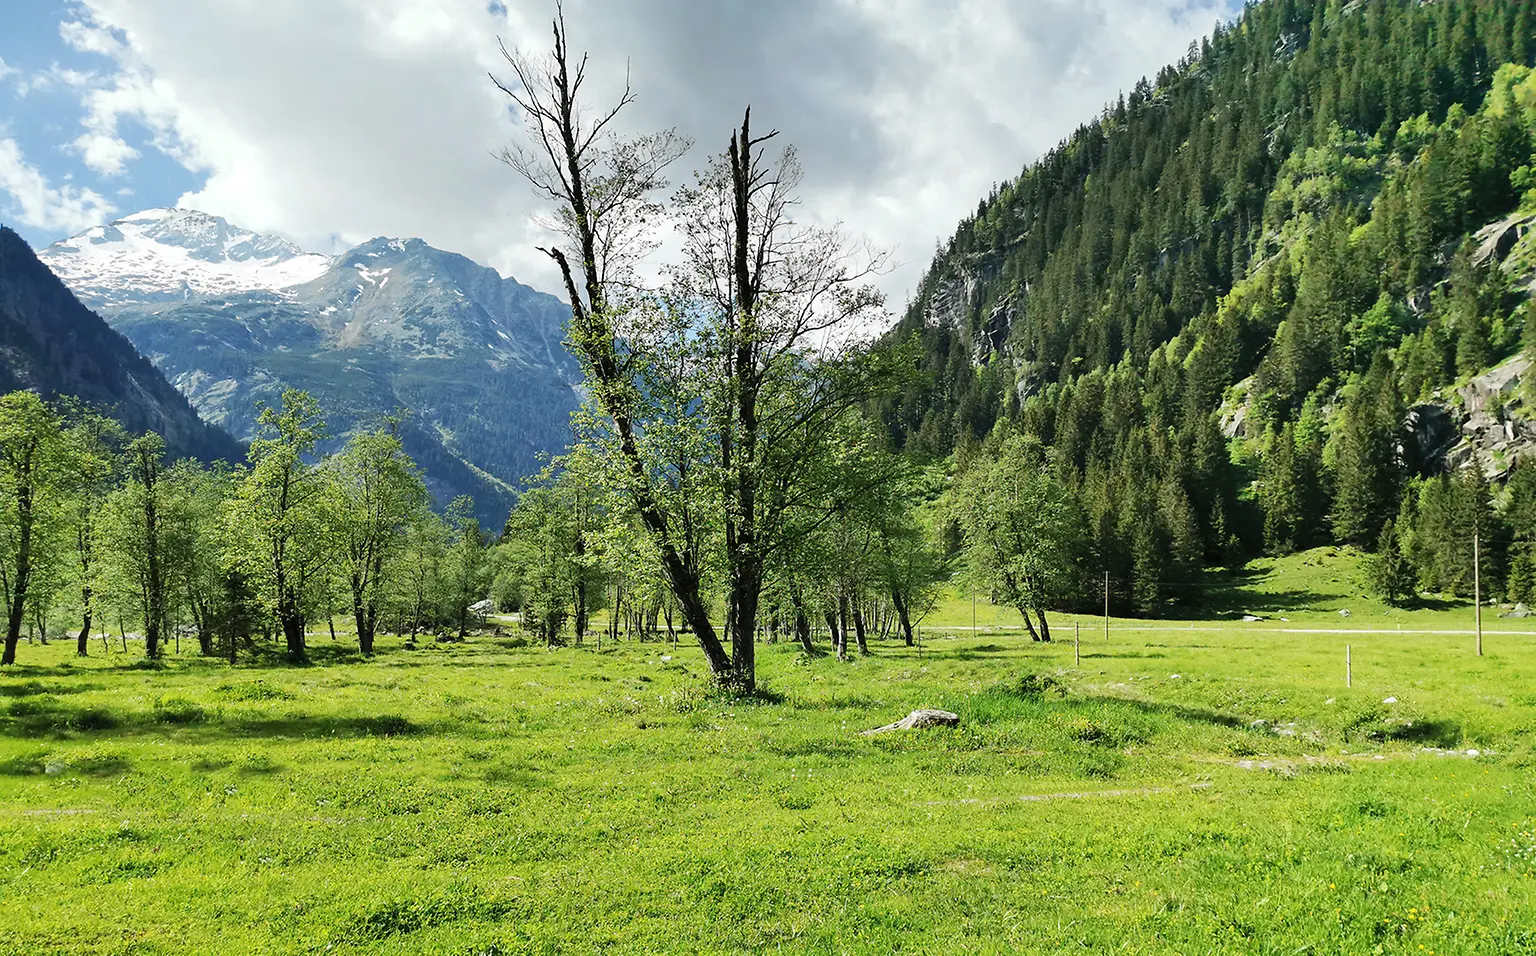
1197,587,1343,616
1098,696,1250,731
0,699,432,742
0,679,103,697
948,643,1033,661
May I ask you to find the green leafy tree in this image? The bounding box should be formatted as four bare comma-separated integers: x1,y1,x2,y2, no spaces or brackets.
224,389,330,663
0,392,68,666
953,435,1084,641
164,459,235,657
101,434,181,659
501,487,580,646
60,408,122,656
442,496,488,639
325,424,428,654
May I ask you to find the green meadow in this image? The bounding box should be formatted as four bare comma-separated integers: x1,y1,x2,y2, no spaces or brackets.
3,549,1536,955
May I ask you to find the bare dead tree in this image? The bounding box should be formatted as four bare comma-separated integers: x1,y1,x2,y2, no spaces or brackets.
492,8,736,678
495,10,899,692
673,113,897,688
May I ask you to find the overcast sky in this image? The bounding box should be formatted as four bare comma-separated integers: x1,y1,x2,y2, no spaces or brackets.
0,0,1238,306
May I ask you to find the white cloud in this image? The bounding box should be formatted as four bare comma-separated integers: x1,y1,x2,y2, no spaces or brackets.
59,18,126,58
0,137,115,232
12,65,98,98
0,57,15,81
62,0,1235,302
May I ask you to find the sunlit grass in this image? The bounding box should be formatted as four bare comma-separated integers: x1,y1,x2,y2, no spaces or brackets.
3,554,1536,953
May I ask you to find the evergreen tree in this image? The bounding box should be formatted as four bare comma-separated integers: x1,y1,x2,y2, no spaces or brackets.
1365,519,1416,606
1331,357,1403,546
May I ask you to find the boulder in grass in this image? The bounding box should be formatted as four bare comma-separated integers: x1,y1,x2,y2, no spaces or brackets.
861,709,960,736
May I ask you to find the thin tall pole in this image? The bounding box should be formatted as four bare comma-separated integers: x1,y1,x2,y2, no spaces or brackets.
1475,529,1483,657
1346,644,1352,687
1104,571,1110,642
1075,621,1080,667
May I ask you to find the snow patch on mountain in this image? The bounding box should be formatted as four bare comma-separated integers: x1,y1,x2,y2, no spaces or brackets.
40,208,332,309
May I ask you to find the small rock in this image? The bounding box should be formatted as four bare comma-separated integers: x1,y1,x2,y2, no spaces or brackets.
1169,674,1181,679
1249,719,1271,731
1325,698,1336,705
1466,749,1481,757
1339,609,1352,618
861,709,960,736
1242,615,1261,623
660,655,673,662
1382,696,1398,704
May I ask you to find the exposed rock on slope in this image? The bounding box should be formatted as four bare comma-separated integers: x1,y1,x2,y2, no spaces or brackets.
1427,356,1536,480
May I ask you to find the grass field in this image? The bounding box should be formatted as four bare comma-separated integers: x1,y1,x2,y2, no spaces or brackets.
4,549,1536,954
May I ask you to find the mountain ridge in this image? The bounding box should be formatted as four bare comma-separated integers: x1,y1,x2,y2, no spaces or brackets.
40,209,580,524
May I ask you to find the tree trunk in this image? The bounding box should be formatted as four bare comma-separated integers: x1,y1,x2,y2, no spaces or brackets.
573,533,588,641
1035,608,1052,642
278,586,306,663
892,589,914,646
352,576,374,656
76,599,92,657
2,479,34,666
1018,606,1041,642
725,561,761,691
837,593,851,661
853,606,869,656
789,588,815,656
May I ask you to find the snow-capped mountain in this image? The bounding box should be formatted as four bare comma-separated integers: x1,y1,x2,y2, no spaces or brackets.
41,208,333,308
41,209,580,523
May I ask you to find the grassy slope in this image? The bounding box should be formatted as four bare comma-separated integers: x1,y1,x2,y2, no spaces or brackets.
931,546,1504,632
2,556,1536,953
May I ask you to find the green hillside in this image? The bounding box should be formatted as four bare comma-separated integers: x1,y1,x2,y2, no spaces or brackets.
876,0,1536,615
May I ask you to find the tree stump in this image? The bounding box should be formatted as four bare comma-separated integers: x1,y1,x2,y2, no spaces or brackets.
861,709,960,736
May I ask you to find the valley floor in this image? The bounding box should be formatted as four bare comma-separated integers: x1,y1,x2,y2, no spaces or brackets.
3,581,1536,953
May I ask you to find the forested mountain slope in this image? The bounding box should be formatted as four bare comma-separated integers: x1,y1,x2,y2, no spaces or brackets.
876,0,1536,613
0,226,243,463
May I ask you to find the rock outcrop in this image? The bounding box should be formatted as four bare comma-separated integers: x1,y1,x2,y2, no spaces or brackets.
1473,212,1536,269
1407,356,1536,480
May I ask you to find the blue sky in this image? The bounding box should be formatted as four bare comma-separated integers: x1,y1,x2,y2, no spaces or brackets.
0,2,199,247
0,0,1238,298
